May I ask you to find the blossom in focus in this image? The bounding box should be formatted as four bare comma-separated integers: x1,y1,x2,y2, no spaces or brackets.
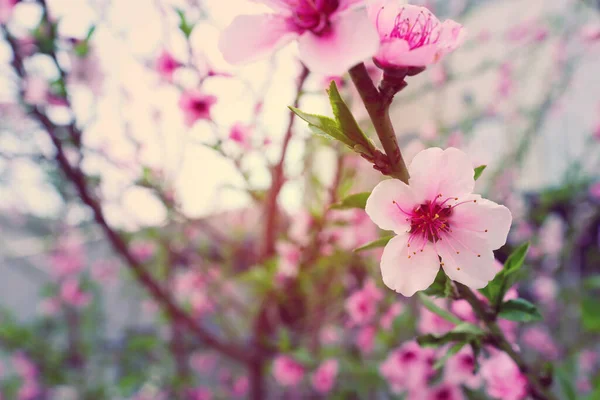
311,359,339,394
272,355,304,387
218,0,379,75
155,50,182,81
365,147,512,296
367,1,465,69
480,351,527,400
179,90,217,126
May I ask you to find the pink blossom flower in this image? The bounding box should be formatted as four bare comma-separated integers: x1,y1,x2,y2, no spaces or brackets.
67,52,104,96
319,325,341,345
580,23,600,43
272,355,304,387
91,260,118,286
38,297,61,316
444,347,481,389
531,276,558,305
356,325,376,354
12,353,38,380
17,382,41,400
480,352,527,400
50,235,85,277
579,350,597,373
187,387,212,400
380,341,435,394
521,327,560,360
311,359,339,394
418,301,455,335
408,382,465,400
367,1,465,69
179,90,217,126
189,352,217,373
23,76,49,106
365,147,512,296
130,240,156,262
155,50,182,81
345,280,382,325
0,0,16,24
380,301,404,330
231,376,249,397
229,122,253,150
60,277,91,308
219,0,379,75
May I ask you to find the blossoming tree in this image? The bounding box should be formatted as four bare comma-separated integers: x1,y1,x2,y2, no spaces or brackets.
1,0,599,399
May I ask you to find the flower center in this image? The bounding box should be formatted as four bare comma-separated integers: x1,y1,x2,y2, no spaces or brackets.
388,8,440,49
393,194,484,256
192,100,208,113
291,0,339,34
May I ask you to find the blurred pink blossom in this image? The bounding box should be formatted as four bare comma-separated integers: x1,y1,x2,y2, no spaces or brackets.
521,326,560,360
409,382,464,400
231,376,248,398
130,240,156,262
356,325,376,354
311,359,339,394
590,182,600,199
319,325,341,345
380,302,404,331
276,241,300,278
445,347,481,389
219,0,379,75
580,23,600,42
0,0,16,24
23,76,49,106
60,278,91,308
155,50,182,81
531,275,558,305
272,355,304,387
418,301,454,335
380,341,435,394
367,1,465,69
480,352,527,400
179,90,217,126
187,387,212,400
229,122,253,150
345,280,382,326
189,352,217,373
67,52,104,95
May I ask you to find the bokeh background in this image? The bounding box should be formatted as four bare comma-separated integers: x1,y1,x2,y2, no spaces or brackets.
0,0,599,399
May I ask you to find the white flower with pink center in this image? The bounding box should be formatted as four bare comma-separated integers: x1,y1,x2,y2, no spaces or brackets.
365,147,512,296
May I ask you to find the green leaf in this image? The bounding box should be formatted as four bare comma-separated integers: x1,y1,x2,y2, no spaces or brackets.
433,342,466,370
175,8,194,38
583,275,600,290
556,366,578,400
326,81,375,152
473,165,487,180
417,322,483,350
481,242,529,307
498,299,543,322
417,292,462,325
354,235,393,252
330,192,371,210
423,268,454,298
289,106,355,148
581,295,600,332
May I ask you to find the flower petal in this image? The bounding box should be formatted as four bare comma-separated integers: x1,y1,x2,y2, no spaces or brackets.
365,179,416,234
451,195,512,250
367,0,405,36
219,14,299,65
380,234,440,296
298,10,379,75
436,229,497,289
382,42,439,67
408,147,475,202
438,19,467,54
